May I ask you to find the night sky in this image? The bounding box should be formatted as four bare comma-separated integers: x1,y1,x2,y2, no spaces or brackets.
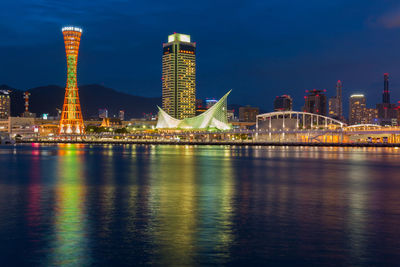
1,0,400,112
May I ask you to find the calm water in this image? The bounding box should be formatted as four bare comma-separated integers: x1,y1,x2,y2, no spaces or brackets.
1,144,400,266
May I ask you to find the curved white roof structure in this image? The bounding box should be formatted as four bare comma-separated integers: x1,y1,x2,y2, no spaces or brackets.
257,111,346,130
156,90,232,130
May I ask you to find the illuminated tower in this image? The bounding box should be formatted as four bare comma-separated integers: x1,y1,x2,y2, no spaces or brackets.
162,33,196,119
59,26,85,134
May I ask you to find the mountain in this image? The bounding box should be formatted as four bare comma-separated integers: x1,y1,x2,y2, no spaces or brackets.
1,84,161,119
1,83,263,119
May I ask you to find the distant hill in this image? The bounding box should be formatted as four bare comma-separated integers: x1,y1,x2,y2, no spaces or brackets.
0,84,263,119
1,84,161,119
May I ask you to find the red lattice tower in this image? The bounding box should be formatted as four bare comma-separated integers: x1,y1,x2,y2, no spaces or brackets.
59,26,85,134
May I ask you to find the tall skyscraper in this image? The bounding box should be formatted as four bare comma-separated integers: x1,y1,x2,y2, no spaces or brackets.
274,95,292,111
303,89,327,116
59,26,85,134
328,80,343,120
349,94,366,125
0,90,10,119
383,73,390,104
162,33,196,120
336,80,343,119
377,73,398,125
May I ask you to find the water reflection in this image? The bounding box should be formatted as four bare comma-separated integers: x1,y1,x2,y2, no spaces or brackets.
1,144,400,265
47,144,89,266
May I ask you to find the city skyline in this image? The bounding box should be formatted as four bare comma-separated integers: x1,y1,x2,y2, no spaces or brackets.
1,1,400,111
2,2,400,266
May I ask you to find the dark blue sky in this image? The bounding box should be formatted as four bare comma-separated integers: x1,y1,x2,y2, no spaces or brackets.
1,0,400,112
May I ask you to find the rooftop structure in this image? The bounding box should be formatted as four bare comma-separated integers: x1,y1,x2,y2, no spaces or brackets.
156,91,231,130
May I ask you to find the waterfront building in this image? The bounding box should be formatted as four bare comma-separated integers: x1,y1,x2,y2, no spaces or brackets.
157,91,231,130
349,94,366,125
99,108,108,119
59,26,85,134
376,73,398,125
0,117,35,135
0,90,11,119
162,33,196,120
274,95,292,111
239,106,259,122
303,89,327,116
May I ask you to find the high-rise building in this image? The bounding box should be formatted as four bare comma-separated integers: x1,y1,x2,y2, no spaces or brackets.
119,110,125,121
376,73,398,125
383,73,390,104
336,80,343,119
0,90,11,119
239,106,259,122
303,89,327,116
328,80,343,120
162,33,196,120
349,94,366,125
274,95,292,111
59,26,85,134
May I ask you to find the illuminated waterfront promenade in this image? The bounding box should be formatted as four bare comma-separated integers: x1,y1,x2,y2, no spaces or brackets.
18,127,400,146
17,112,400,146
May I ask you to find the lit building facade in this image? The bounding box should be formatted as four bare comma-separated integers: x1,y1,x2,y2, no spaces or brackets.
349,94,366,125
0,90,11,119
59,26,85,134
303,89,327,116
274,95,292,111
162,33,196,120
239,106,259,122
